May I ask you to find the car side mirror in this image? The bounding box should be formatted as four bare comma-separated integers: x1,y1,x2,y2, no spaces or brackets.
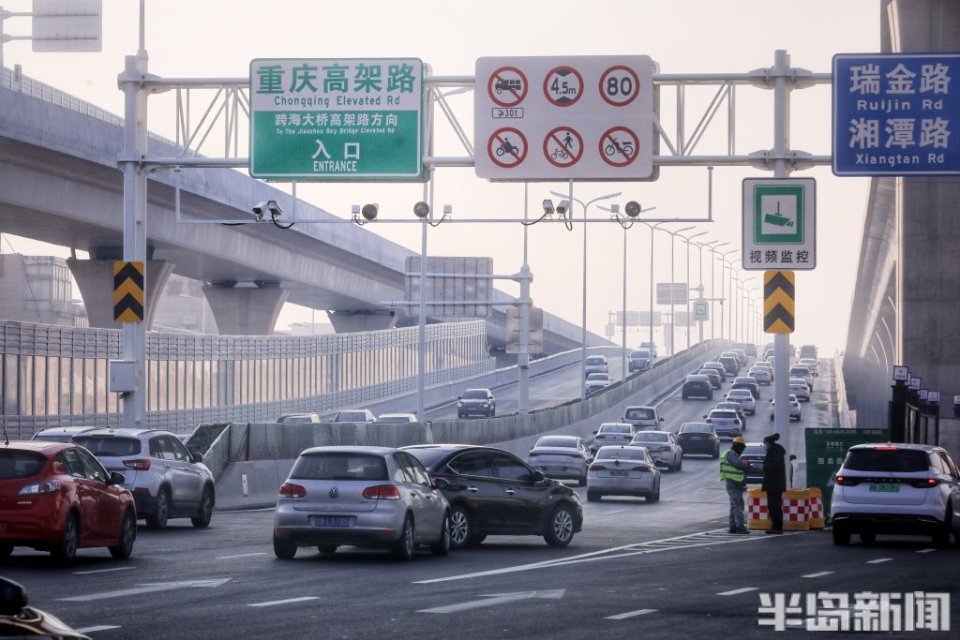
789,454,797,461
191,452,204,464
531,470,546,483
109,471,126,486
592,430,598,435
0,577,28,616
432,477,449,490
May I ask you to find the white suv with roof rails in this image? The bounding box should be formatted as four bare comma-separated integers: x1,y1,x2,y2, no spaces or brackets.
73,428,216,530
830,443,960,547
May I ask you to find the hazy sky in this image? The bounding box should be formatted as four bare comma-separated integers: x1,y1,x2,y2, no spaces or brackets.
0,0,881,352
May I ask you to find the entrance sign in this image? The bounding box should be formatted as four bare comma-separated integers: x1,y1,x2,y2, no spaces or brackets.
833,53,960,176
475,56,656,180
249,58,423,180
742,177,816,271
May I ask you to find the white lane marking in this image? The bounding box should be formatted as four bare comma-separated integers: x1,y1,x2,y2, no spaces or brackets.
866,558,893,564
419,590,565,614
59,578,231,602
606,608,657,620
718,587,758,596
249,596,319,608
802,571,834,579
76,625,122,633
414,528,769,585
916,548,937,554
217,552,268,560
73,566,136,576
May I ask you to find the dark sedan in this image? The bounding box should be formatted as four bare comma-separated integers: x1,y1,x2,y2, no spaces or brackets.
739,443,767,483
402,444,583,549
676,422,720,458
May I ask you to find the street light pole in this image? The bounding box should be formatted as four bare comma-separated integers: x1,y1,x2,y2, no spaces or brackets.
679,230,707,350
707,242,728,340
696,239,720,345
663,225,695,356
550,188,621,399
643,221,668,357
718,249,738,341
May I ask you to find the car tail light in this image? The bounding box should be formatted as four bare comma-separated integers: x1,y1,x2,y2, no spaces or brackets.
362,484,401,500
123,459,151,471
18,480,61,496
834,475,861,486
278,482,306,498
632,465,650,473
874,445,898,451
588,464,606,471
909,478,940,489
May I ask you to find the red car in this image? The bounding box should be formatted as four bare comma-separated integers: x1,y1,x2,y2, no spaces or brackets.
0,441,136,562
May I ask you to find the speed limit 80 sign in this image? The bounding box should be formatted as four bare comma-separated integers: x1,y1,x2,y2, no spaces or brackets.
475,55,656,180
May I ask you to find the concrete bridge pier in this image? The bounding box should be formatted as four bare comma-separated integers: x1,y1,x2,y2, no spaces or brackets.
67,256,173,329
203,280,289,335
327,309,398,333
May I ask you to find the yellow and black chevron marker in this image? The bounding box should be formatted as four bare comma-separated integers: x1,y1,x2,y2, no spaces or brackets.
764,270,795,334
113,261,144,323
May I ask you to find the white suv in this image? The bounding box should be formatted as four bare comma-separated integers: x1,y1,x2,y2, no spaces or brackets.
74,429,216,530
830,443,960,547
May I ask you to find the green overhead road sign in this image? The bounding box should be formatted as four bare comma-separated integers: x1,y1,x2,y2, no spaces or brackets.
249,58,424,180
742,177,816,271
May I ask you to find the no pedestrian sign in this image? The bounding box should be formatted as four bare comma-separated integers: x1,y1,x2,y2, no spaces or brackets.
475,55,656,180
249,58,423,181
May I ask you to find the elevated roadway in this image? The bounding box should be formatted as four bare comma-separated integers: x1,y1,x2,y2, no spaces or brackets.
0,69,603,352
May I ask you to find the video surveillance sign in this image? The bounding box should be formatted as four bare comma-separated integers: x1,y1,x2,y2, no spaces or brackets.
249,58,423,181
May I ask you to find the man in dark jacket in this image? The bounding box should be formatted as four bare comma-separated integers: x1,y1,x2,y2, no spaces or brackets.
762,432,787,534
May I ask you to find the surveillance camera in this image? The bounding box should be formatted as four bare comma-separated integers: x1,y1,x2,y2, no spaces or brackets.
253,200,282,218
542,199,555,215
413,201,430,218
556,200,569,216
361,203,379,221
443,204,453,215
351,205,361,215
625,201,642,218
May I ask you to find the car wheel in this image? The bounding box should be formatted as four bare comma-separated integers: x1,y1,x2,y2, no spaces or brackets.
544,504,576,547
191,486,215,528
318,544,338,556
431,513,451,556
146,488,170,530
647,482,660,503
52,513,79,563
578,473,587,487
832,525,851,546
449,505,473,549
392,515,415,560
676,456,682,472
109,509,137,560
712,447,720,460
273,535,297,559
859,532,876,545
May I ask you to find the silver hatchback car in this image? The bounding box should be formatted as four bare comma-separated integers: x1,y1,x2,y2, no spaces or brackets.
74,428,216,530
273,446,451,560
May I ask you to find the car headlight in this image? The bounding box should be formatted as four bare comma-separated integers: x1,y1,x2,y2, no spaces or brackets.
19,480,60,495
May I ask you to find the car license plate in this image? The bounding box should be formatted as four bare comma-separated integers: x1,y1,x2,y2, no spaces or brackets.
869,483,900,493
545,466,564,473
310,515,354,528
609,470,629,477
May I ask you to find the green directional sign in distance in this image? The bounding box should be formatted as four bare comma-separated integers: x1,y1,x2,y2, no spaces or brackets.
249,58,423,181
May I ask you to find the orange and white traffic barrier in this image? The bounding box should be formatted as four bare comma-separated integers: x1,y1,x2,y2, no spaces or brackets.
806,487,825,529
746,487,770,530
783,488,810,531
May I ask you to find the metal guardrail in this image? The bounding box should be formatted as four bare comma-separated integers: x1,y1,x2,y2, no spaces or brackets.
833,349,854,428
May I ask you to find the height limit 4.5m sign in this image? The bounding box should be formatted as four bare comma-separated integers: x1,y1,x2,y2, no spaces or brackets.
249,58,423,181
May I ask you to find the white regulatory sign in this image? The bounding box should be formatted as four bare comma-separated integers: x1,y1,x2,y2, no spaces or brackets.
742,177,816,271
475,55,656,180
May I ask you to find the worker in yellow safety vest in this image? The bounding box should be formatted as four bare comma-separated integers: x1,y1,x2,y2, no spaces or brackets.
720,436,751,534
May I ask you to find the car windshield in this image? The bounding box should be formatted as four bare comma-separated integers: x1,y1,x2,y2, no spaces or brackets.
535,436,577,448
0,450,45,479
586,357,605,365
378,415,414,423
728,391,751,398
625,408,655,420
278,415,315,424
742,445,766,457
598,424,631,434
462,390,488,400
73,436,141,457
630,350,651,359
680,423,712,434
335,411,369,421
844,449,929,472
632,432,668,442
586,373,609,381
290,452,388,481
710,411,738,419
403,447,449,468
32,432,77,443
596,446,648,461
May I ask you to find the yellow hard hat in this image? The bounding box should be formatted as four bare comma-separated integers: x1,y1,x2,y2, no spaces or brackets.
732,436,746,445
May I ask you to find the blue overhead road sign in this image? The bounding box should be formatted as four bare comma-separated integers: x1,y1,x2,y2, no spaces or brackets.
833,53,960,176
